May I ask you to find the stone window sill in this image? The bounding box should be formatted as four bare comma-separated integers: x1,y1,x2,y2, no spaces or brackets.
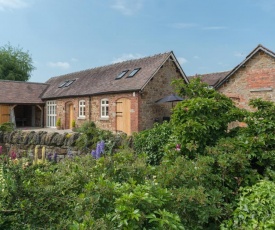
100,117,109,121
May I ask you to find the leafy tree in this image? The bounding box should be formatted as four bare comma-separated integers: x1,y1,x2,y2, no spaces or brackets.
0,44,35,81
171,78,245,157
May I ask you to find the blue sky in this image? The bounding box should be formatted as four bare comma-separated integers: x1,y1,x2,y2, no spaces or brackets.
1,0,275,83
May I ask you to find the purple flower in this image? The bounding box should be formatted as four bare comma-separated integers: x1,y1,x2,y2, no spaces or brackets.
91,150,96,158
96,143,101,159
91,141,105,159
0,146,2,155
47,153,53,161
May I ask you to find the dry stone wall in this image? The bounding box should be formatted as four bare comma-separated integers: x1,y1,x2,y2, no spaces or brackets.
0,130,81,162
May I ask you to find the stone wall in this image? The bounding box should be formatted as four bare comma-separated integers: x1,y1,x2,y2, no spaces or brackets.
139,58,185,130
219,50,275,110
0,130,81,162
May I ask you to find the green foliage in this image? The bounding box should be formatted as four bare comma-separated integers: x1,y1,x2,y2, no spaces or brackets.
171,78,245,156
157,153,224,229
75,121,124,154
221,180,275,229
0,44,35,81
233,98,275,177
110,181,184,229
72,119,76,128
56,117,61,127
0,122,15,132
133,121,172,165
0,156,98,229
1,80,275,229
173,77,219,99
70,152,184,229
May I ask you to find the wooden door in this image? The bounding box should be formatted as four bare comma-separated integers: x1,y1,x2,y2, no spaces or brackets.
116,98,131,135
66,103,74,129
69,104,73,129
0,105,10,124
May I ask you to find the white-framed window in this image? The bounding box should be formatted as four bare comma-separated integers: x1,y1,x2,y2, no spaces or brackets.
46,100,56,127
79,100,86,118
101,99,109,118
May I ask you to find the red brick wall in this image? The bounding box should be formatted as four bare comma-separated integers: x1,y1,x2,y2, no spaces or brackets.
51,93,139,134
90,92,139,134
54,97,90,129
219,51,275,110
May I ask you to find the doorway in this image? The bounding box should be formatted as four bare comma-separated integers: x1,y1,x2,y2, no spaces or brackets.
116,98,131,135
65,102,74,129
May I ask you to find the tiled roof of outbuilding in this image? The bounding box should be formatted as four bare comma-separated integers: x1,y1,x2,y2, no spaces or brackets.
0,80,49,104
42,51,188,99
189,71,230,87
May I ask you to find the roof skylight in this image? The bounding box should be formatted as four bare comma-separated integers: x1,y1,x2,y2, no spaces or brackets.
58,81,68,88
127,68,141,78
58,79,75,88
64,80,75,87
116,70,128,80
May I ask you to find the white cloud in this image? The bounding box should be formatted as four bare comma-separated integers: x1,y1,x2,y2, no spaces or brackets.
0,0,28,10
48,61,70,69
112,53,143,63
177,57,187,65
111,0,143,15
170,23,197,29
203,26,227,30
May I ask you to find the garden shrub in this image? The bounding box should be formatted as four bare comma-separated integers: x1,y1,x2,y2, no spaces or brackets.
0,122,14,132
221,180,275,229
133,121,172,165
75,121,126,154
171,78,245,157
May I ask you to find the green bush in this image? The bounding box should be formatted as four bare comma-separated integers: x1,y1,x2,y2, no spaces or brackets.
221,180,275,229
75,121,125,154
133,121,172,165
0,122,14,132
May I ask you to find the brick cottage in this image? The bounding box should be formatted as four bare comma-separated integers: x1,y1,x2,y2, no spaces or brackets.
0,51,189,135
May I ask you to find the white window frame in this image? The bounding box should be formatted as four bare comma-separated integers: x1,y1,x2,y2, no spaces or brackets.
79,100,86,118
101,99,109,118
46,100,57,127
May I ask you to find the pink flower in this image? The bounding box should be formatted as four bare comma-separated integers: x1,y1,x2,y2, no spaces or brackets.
175,144,181,151
10,151,17,160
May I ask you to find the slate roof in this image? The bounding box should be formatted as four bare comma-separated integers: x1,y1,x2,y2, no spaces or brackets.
42,51,189,99
189,71,230,87
0,80,49,104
